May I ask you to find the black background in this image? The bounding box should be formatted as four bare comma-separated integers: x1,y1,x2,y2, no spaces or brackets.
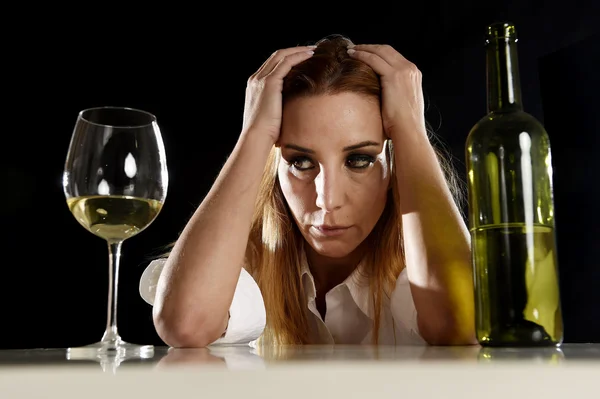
2,1,598,349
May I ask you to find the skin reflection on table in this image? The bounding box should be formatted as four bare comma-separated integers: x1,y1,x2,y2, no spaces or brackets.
156,344,576,369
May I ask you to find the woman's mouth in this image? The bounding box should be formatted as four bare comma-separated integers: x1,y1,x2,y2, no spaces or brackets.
311,225,351,237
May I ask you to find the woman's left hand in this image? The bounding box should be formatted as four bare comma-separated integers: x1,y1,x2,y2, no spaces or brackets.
347,44,426,138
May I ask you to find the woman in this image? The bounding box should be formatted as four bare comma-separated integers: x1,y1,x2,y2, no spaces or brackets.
140,35,476,347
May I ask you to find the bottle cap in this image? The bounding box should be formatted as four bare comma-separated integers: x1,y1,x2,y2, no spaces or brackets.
486,22,518,42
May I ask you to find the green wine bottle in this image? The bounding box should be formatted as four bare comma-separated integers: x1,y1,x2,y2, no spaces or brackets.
465,22,564,347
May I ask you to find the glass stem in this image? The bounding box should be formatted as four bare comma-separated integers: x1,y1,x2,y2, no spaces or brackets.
101,240,123,345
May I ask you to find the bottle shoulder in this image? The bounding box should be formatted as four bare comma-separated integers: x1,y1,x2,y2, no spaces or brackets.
467,110,548,143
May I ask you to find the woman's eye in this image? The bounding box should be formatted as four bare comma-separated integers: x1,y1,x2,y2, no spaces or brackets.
291,157,314,171
346,154,375,169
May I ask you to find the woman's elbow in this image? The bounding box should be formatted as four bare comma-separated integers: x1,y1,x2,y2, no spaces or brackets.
418,315,477,346
422,332,478,346
152,304,227,348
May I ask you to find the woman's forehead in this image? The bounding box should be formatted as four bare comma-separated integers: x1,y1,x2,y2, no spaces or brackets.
281,93,384,145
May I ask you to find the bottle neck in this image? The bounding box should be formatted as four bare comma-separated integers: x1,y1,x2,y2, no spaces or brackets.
486,37,523,113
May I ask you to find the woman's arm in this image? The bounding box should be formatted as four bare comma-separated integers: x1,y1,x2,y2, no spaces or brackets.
348,45,476,345
141,258,266,346
391,127,476,345
153,130,274,347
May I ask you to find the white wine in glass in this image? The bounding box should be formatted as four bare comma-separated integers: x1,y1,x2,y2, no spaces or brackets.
63,106,168,357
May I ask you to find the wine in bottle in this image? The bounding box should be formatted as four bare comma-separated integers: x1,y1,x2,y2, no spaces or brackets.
465,22,563,347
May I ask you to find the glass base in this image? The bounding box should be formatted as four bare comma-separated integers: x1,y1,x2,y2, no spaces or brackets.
67,337,154,359
66,336,154,373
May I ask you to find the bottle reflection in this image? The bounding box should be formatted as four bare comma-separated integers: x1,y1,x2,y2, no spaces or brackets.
478,346,565,364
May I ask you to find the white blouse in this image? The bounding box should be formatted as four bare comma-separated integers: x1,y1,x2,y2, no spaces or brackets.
139,249,426,347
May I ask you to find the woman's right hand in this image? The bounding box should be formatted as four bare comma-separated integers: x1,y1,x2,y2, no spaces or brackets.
241,45,315,143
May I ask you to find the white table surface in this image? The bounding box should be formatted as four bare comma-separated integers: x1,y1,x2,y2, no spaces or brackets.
0,343,598,398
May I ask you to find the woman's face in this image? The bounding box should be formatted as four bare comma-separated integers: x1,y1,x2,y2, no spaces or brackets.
278,92,391,258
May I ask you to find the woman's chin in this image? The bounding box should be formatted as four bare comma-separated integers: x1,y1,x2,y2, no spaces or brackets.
306,239,356,259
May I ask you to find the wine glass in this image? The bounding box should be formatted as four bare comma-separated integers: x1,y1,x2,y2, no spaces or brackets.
63,106,168,358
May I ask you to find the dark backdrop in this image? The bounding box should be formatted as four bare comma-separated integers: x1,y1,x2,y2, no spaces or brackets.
2,1,598,349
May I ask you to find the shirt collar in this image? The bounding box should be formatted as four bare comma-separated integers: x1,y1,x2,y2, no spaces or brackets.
299,245,373,320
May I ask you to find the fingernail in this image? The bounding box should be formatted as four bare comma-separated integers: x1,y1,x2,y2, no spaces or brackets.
308,45,317,48
347,49,355,55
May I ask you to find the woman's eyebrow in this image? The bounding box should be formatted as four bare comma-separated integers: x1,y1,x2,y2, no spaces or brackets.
282,144,315,154
343,141,380,152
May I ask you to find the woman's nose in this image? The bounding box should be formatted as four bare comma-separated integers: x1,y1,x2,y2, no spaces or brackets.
314,168,345,212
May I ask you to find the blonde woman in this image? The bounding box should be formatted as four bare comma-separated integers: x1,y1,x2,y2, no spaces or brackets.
139,35,476,347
